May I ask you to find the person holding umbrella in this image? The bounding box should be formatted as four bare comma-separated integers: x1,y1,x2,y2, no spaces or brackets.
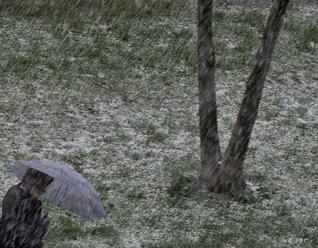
1,159,106,247
0,168,54,248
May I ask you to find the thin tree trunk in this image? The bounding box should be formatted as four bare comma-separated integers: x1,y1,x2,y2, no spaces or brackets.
204,0,290,193
197,0,222,182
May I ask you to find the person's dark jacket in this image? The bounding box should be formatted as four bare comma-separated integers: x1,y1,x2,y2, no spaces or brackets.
0,184,50,248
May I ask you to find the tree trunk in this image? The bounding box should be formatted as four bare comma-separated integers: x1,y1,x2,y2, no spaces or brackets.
202,0,290,193
197,0,222,183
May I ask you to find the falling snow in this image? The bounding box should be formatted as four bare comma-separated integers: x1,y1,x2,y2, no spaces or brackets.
0,1,317,248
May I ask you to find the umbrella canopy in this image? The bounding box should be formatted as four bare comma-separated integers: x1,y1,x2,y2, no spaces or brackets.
9,160,106,220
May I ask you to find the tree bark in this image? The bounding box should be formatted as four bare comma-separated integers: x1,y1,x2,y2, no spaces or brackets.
197,0,222,183
202,0,290,193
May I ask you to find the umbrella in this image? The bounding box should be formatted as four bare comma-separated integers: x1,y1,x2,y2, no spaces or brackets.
8,159,106,220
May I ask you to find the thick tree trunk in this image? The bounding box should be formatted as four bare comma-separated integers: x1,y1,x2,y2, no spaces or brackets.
197,0,222,182
202,0,290,193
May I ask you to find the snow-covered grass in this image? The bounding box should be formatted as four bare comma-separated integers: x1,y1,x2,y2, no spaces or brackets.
0,2,317,248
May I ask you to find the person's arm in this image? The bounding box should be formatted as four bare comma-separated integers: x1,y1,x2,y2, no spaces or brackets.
23,199,50,238
36,201,50,238
17,193,46,226
35,213,51,238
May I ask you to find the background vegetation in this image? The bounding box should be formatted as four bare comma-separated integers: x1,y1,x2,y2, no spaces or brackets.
0,0,317,247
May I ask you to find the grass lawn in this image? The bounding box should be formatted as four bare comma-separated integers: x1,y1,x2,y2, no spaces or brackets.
0,1,317,247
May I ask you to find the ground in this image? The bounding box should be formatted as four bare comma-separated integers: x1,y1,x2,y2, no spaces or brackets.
0,2,317,248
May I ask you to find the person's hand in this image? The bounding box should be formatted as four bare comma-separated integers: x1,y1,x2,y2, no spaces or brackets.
42,213,50,228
